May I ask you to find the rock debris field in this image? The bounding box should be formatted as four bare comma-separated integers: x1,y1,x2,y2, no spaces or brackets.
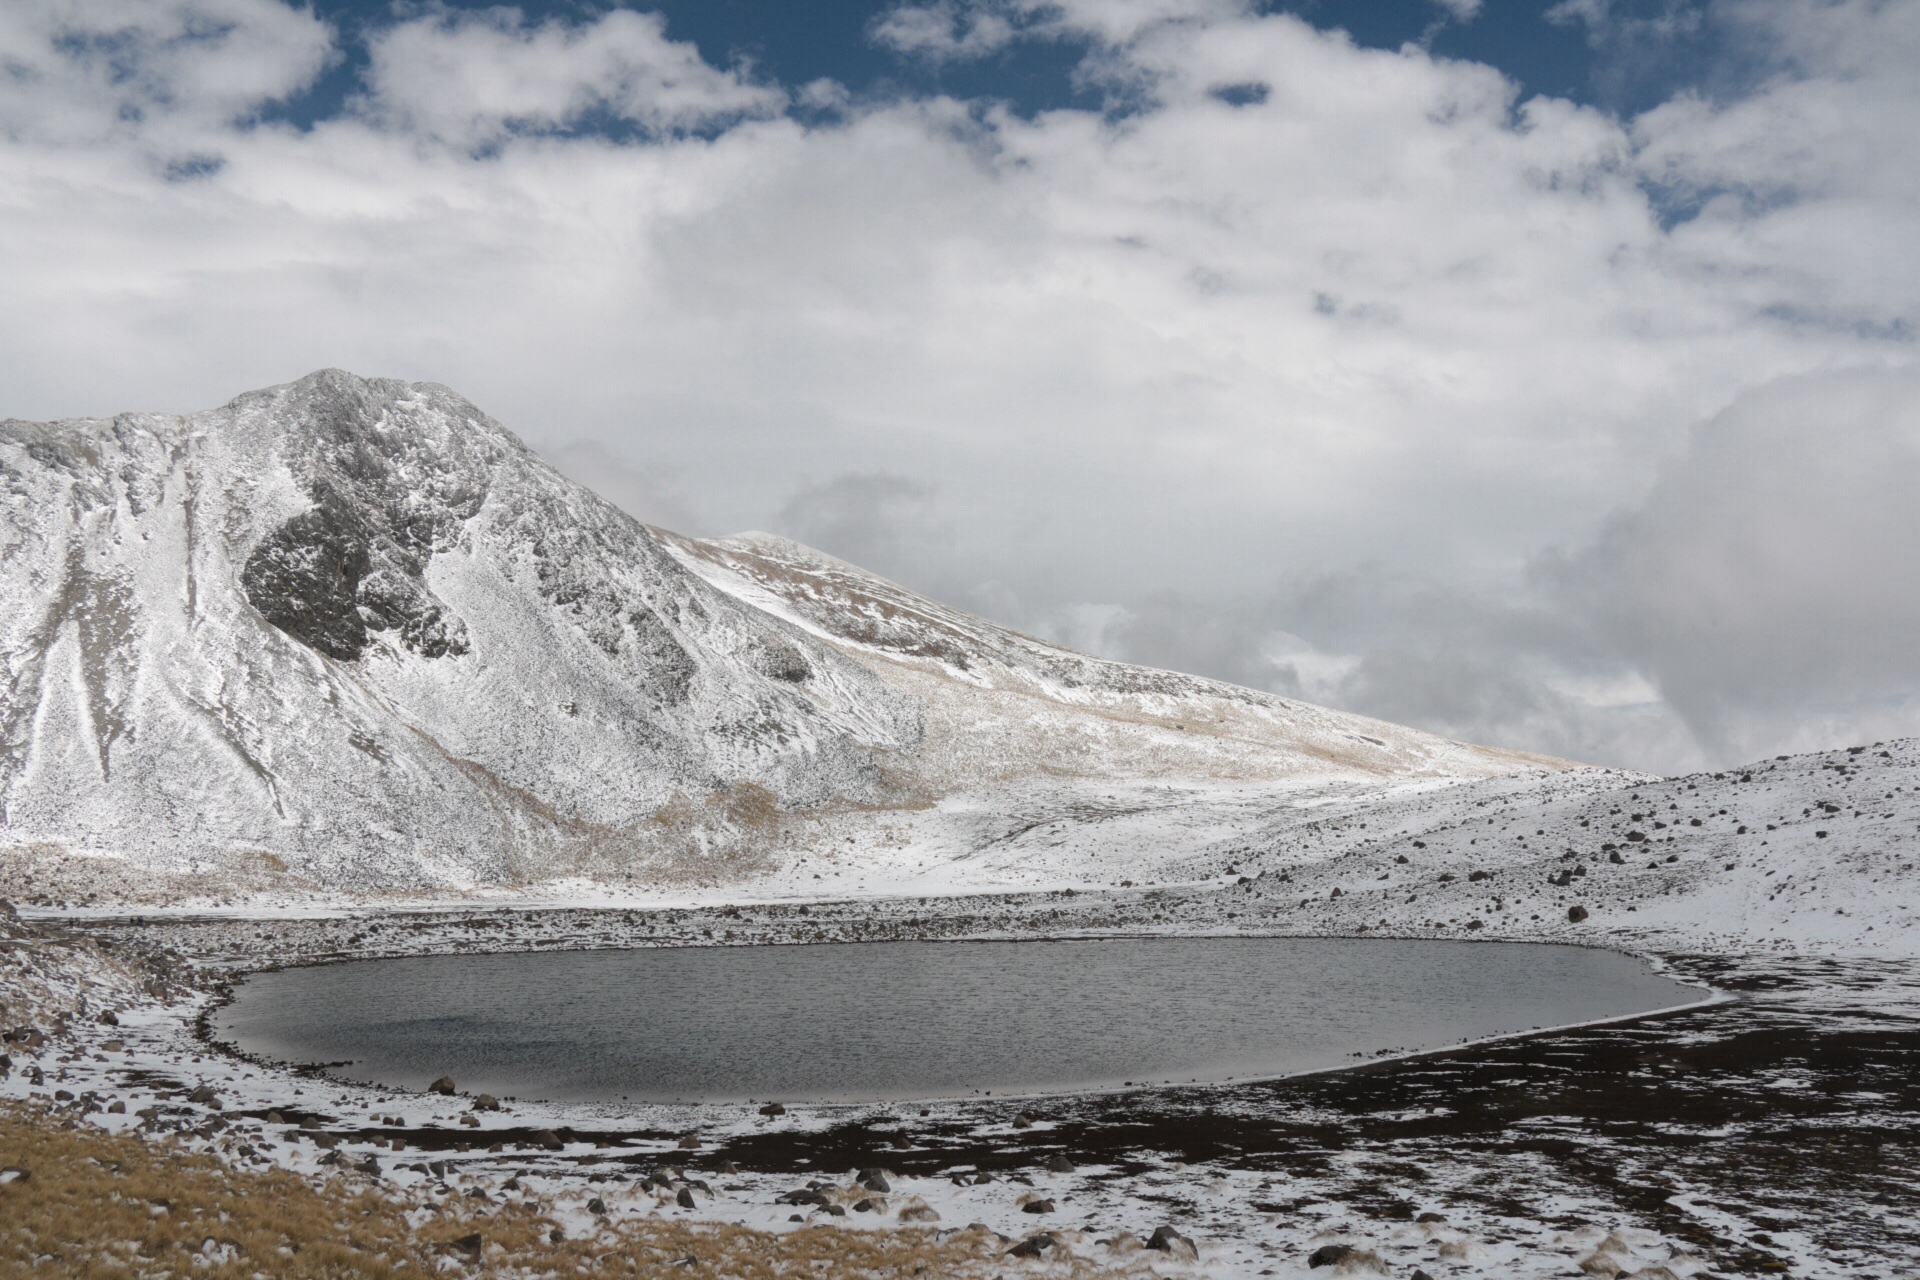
3,866,1917,1278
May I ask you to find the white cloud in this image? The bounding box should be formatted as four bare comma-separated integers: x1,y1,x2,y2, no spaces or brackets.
359,8,784,146
869,1,1023,62
0,0,332,145
1550,365,1920,761
0,0,1914,771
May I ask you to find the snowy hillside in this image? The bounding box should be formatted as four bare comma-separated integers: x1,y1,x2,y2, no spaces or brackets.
662,530,1552,792
0,371,1544,900
0,371,925,891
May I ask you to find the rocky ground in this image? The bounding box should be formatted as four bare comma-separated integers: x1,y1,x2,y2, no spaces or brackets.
4,889,1917,1280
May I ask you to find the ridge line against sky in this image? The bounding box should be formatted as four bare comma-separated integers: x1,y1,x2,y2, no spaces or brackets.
1,0,1916,774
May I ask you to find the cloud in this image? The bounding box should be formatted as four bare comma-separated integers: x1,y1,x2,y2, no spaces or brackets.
0,0,1914,773
1548,365,1920,761
774,474,954,587
869,1,1023,62
1430,0,1485,23
361,8,784,146
0,0,333,145
540,438,707,535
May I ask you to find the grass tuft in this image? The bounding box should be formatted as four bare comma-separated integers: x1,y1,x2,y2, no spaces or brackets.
1,1102,1138,1277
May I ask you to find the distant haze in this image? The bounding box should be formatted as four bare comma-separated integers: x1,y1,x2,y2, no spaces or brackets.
4,0,1917,773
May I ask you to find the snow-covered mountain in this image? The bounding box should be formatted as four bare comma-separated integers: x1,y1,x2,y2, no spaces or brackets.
0,371,1546,897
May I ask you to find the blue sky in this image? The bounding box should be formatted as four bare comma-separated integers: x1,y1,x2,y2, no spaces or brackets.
3,0,1917,773
286,0,1710,126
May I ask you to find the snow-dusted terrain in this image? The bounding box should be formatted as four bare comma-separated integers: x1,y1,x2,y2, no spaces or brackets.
6,370,1920,1280
1,370,1551,903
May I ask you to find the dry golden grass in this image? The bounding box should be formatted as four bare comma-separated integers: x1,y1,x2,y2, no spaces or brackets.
0,1103,1140,1278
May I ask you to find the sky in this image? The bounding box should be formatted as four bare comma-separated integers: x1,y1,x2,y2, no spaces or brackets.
2,0,1917,775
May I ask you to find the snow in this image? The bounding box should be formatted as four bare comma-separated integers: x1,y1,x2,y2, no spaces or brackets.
6,370,1920,1279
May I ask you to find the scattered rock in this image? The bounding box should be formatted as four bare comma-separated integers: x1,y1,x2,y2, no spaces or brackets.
861,1172,892,1193
676,1134,701,1150
428,1076,456,1096
853,1198,877,1213
534,1130,564,1151
1008,1232,1056,1258
97,1010,119,1026
1012,1113,1035,1129
587,1198,607,1216
1309,1243,1354,1268
1021,1198,1055,1214
1044,1154,1075,1173
677,1186,698,1208
1568,905,1590,923
186,1084,217,1105
758,1102,786,1117
471,1094,499,1111
1146,1226,1198,1260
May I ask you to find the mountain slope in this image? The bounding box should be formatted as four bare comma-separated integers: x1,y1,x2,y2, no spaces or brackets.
0,370,1555,899
0,371,923,890
661,530,1557,792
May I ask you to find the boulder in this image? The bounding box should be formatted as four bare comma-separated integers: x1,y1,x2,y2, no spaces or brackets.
1008,1233,1056,1258
1309,1243,1355,1268
677,1186,698,1209
1044,1154,1074,1173
587,1198,608,1216
861,1173,892,1193
1146,1226,1198,1260
428,1076,456,1096
758,1102,786,1117
899,1203,941,1223
1568,905,1590,923
471,1095,500,1112
1021,1198,1055,1214
534,1129,564,1151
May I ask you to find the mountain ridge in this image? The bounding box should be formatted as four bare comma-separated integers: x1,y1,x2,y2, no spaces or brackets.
1,369,1557,900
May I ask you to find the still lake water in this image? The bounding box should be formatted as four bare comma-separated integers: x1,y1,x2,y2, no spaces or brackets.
215,938,1701,1103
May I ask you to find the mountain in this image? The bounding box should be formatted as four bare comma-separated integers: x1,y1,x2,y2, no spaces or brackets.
0,370,1554,901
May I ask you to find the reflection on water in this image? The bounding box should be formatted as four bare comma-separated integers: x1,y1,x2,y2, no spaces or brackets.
215,937,1699,1103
